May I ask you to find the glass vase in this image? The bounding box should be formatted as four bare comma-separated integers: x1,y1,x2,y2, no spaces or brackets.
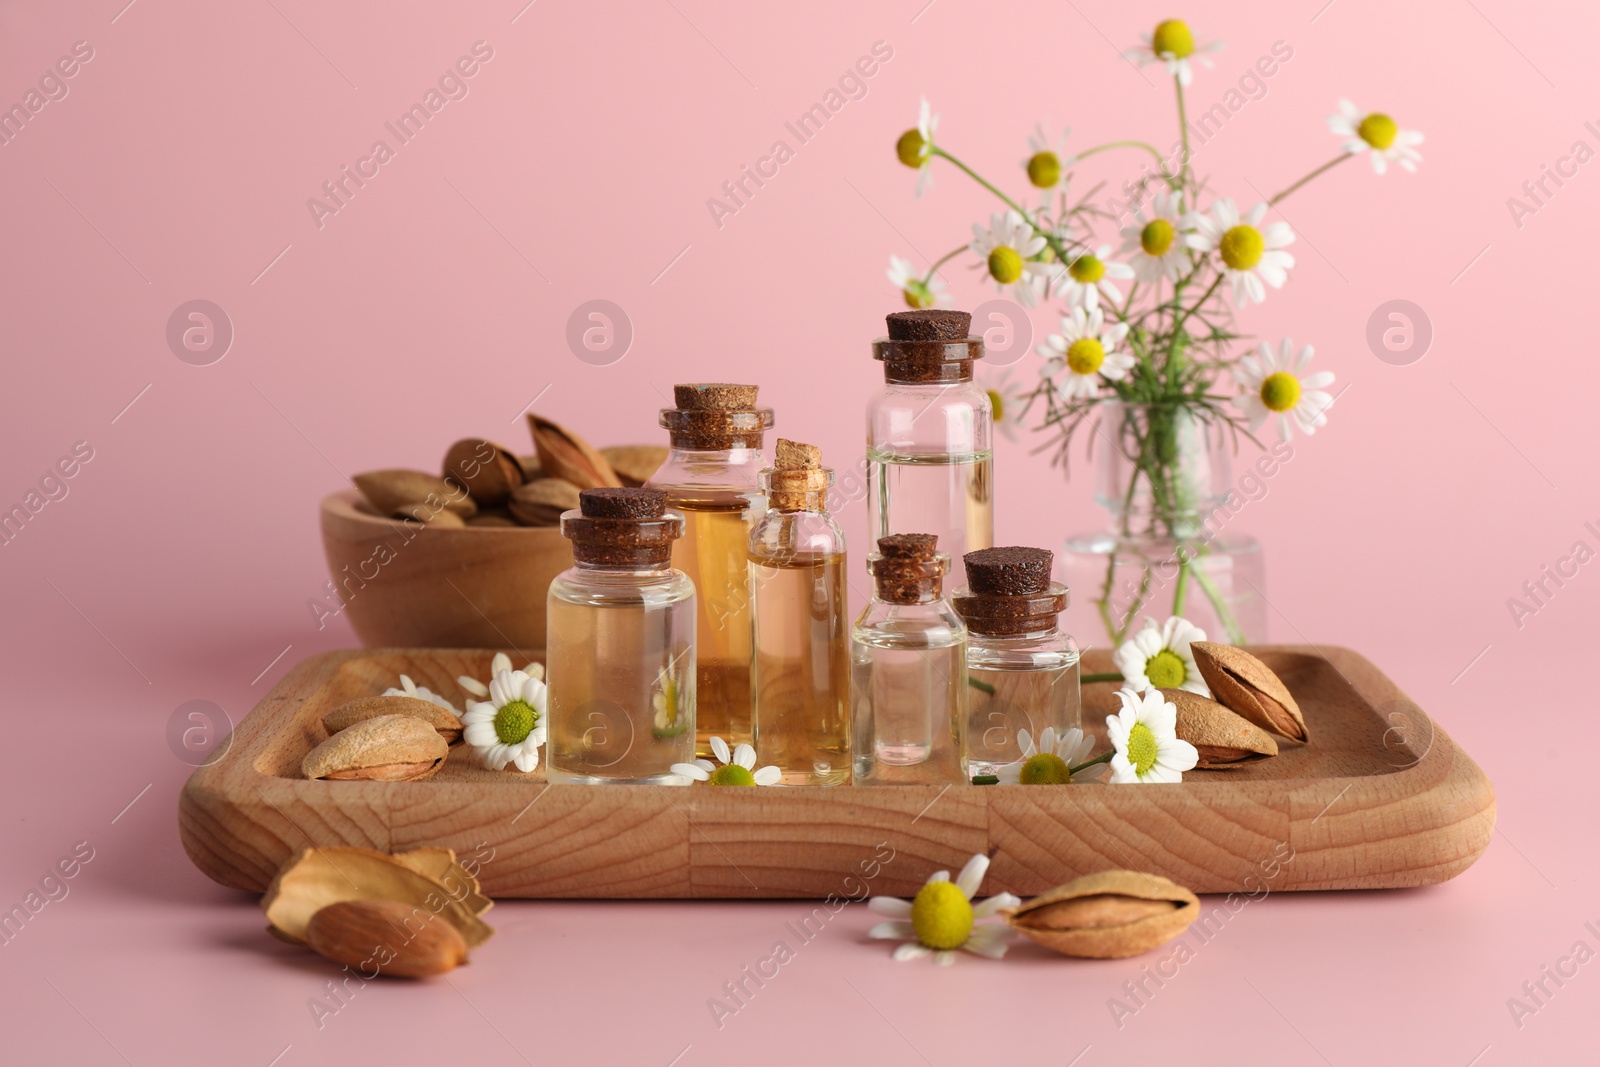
1060,401,1267,648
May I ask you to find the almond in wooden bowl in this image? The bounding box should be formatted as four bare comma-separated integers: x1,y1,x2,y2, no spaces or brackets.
320,490,572,648
301,714,448,781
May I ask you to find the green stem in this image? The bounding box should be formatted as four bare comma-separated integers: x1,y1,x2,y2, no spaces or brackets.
1081,672,1123,684
1175,80,1191,191
1269,153,1352,206
1069,751,1114,774
1071,140,1173,180
923,244,969,283
1171,558,1191,617
932,147,1082,267
1170,274,1223,338
967,675,996,695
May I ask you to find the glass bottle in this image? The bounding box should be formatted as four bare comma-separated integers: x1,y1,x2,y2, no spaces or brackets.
952,547,1081,779
866,310,994,581
645,383,774,757
1060,400,1266,648
749,440,850,785
546,487,696,785
851,533,967,784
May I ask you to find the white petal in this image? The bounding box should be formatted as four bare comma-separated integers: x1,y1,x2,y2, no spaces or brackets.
893,942,933,961
753,766,782,786
869,920,916,940
456,676,489,699
955,853,990,900
731,743,757,769
934,950,958,966
927,870,950,884
869,897,913,918
670,763,710,780
972,892,1020,918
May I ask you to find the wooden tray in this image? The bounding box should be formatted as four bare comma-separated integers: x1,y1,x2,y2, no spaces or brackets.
179,647,1495,899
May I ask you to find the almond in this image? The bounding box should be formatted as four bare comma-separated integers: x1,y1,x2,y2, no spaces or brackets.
528,415,622,489
305,899,469,978
322,695,463,745
1191,643,1308,743
1161,687,1278,768
353,470,476,518
442,439,525,507
1005,870,1198,958
301,715,448,781
508,478,582,526
600,445,669,488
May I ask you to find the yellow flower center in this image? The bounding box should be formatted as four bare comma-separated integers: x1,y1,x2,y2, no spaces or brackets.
902,280,936,309
896,129,928,168
1065,338,1106,376
988,246,1024,285
1019,752,1071,784
1068,252,1105,283
910,880,973,950
1141,218,1176,256
1357,112,1399,150
494,699,538,745
1026,151,1061,189
1260,371,1301,412
987,389,1004,422
708,763,757,786
1126,721,1159,776
1219,224,1265,270
1144,649,1187,688
1151,19,1195,59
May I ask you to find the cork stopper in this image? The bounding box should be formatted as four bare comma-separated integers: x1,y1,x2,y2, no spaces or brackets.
964,547,1053,595
561,487,683,567
953,545,1067,636
673,383,760,411
580,487,667,519
660,382,774,449
868,534,949,604
886,310,971,341
765,439,831,512
874,310,983,384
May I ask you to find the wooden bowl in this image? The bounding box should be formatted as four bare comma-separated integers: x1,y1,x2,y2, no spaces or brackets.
319,491,571,649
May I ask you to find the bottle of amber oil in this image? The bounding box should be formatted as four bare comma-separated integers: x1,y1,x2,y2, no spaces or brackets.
546,488,697,785
646,383,774,757
750,440,850,785
851,533,968,784
953,547,1081,779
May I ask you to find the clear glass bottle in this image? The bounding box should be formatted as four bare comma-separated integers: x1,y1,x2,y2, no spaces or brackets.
749,440,850,786
851,534,968,784
645,383,774,758
953,547,1081,779
546,488,696,785
866,310,994,580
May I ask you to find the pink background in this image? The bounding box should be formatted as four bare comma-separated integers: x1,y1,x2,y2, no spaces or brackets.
2,0,1596,1062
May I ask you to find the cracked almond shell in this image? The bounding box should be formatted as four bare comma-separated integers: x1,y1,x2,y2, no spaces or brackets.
1191,642,1308,743
322,695,463,745
600,445,668,488
528,414,622,490
1005,870,1199,959
443,438,525,507
301,714,448,781
263,847,493,948
1161,687,1278,768
353,469,476,518
508,477,582,526
307,899,469,978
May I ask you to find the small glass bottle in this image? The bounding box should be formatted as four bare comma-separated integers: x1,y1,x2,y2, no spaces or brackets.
953,547,1081,779
546,488,696,785
646,383,774,758
851,533,968,784
866,310,994,580
750,440,850,786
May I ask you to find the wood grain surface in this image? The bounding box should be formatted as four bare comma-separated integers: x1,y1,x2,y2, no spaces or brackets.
179,646,1495,898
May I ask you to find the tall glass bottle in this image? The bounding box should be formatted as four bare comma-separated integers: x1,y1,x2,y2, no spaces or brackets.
851,533,968,784
546,488,696,785
952,547,1081,779
866,310,994,580
750,440,850,785
645,383,774,757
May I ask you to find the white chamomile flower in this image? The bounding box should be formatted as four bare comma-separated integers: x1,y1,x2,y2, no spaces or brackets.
1037,306,1134,399
1119,189,1188,284
652,662,689,737
896,96,940,197
1327,100,1423,175
1106,687,1199,784
1057,243,1134,313
383,674,458,713
1233,338,1336,441
970,210,1052,307
998,726,1106,784
1023,123,1071,192
1124,19,1223,87
1113,615,1211,697
671,735,780,786
886,255,950,309
867,854,1020,965
983,368,1028,443
1184,198,1295,307
456,652,542,701
460,661,547,772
